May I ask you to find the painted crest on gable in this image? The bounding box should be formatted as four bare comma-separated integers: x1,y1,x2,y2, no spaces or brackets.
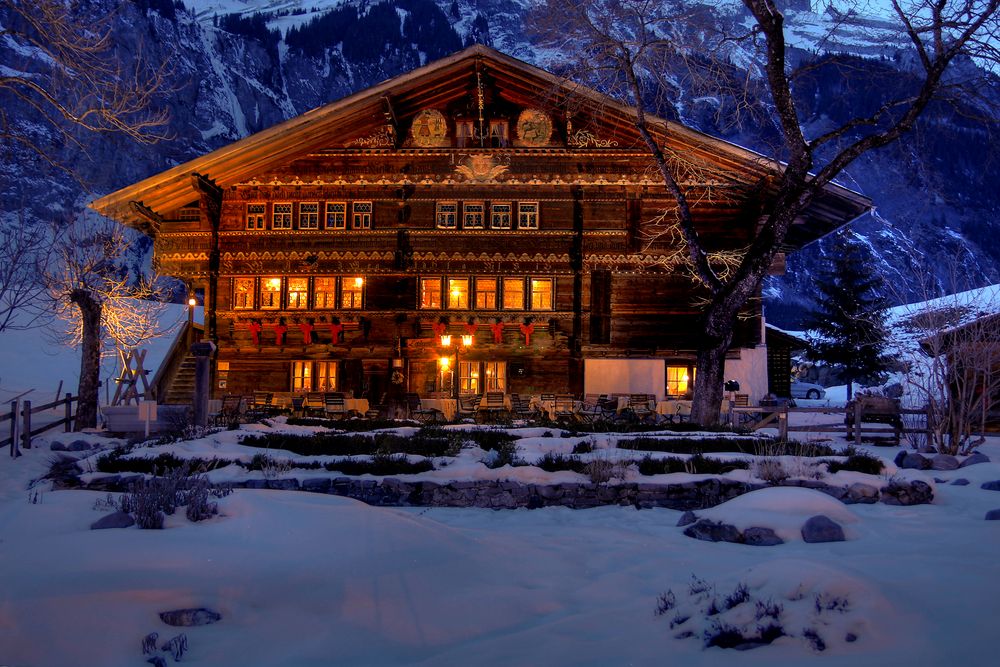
515,109,553,146
409,109,449,147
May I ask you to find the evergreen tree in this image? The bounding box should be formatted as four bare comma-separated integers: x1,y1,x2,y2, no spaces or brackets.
805,235,894,401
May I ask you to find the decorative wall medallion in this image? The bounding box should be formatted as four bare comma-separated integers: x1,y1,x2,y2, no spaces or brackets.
409,109,448,147
455,153,509,182
515,109,553,146
567,130,619,148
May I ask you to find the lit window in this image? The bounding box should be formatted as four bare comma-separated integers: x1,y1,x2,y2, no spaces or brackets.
326,202,346,229
459,361,479,395
287,277,309,309
531,278,553,310
246,203,265,230
352,202,372,229
341,276,363,309
314,277,337,309
233,277,254,309
456,120,475,148
503,278,524,310
315,362,336,391
463,202,484,229
491,203,511,229
489,119,508,147
260,277,281,309
292,361,312,392
475,277,497,309
518,202,539,229
299,202,319,229
667,365,695,397
273,203,292,229
484,361,506,392
447,278,469,309
436,202,458,229
420,277,442,309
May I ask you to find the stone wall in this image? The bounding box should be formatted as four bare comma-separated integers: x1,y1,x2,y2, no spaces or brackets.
81,474,934,509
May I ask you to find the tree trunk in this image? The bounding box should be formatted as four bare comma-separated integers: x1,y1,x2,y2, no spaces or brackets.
71,289,102,430
692,343,729,426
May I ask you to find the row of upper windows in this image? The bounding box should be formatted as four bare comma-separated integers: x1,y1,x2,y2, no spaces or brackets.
243,201,540,231
229,275,555,311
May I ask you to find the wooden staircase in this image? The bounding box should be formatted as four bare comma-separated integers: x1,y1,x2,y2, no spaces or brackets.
162,354,197,405
150,322,204,405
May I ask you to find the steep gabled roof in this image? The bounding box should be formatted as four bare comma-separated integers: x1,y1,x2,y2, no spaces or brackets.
90,44,870,244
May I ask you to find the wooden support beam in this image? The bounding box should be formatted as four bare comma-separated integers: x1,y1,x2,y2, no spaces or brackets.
381,95,399,148
129,201,163,235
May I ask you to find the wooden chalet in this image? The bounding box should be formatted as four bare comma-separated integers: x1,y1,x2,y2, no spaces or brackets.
91,45,870,406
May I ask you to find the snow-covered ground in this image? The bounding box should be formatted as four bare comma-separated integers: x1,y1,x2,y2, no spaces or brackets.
1,417,999,665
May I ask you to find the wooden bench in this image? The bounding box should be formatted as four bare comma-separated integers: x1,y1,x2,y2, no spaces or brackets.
845,396,903,445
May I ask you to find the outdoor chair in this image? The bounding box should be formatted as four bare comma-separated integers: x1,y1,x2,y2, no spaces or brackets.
305,392,325,416
323,392,347,420
510,393,537,422
246,391,274,420
479,392,509,422
629,394,655,421
457,394,479,420
214,394,245,426
553,394,577,423
405,393,440,422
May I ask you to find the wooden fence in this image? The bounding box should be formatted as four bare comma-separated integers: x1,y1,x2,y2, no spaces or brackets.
729,403,933,444
1,393,77,457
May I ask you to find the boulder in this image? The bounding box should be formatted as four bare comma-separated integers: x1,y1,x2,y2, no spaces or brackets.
881,480,934,505
49,441,66,451
951,478,970,486
930,454,959,471
981,480,1000,492
985,509,1000,521
676,510,697,527
90,511,135,530
801,515,845,543
893,451,930,470
683,519,742,543
68,439,94,451
743,527,783,546
846,483,879,504
159,608,221,627
959,452,990,468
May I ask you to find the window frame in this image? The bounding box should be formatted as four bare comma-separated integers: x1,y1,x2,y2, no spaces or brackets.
351,201,372,229
325,201,347,230
530,278,554,311
340,276,364,309
260,277,282,310
298,202,319,230
666,364,695,397
233,277,255,310
246,203,266,230
420,277,443,309
502,277,525,310
447,277,470,309
272,202,293,230
436,202,458,229
474,277,497,310
517,201,539,230
491,202,512,230
291,360,338,392
462,202,485,229
286,276,309,310
313,276,337,309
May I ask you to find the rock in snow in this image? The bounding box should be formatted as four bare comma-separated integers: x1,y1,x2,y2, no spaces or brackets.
985,510,1000,521
159,608,221,627
743,527,784,546
676,510,697,527
801,515,846,543
930,454,960,471
959,452,990,468
981,481,1000,492
683,520,742,543
90,512,135,530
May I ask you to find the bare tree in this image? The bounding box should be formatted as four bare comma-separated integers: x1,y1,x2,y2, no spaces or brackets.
0,212,50,333
534,0,999,424
43,216,169,430
0,0,171,339
892,268,1000,455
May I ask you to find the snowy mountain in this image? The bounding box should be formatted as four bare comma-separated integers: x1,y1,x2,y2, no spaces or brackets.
1,0,996,326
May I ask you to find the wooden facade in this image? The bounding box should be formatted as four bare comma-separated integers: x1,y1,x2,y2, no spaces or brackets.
92,46,870,403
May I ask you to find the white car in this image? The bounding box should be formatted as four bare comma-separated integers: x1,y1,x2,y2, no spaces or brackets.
790,380,826,400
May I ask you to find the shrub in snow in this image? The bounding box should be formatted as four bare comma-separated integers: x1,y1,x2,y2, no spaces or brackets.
637,453,748,476
142,632,158,655
657,572,861,652
825,448,884,475
484,440,521,469
120,465,229,529
161,633,188,661
572,439,594,454
752,457,789,484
